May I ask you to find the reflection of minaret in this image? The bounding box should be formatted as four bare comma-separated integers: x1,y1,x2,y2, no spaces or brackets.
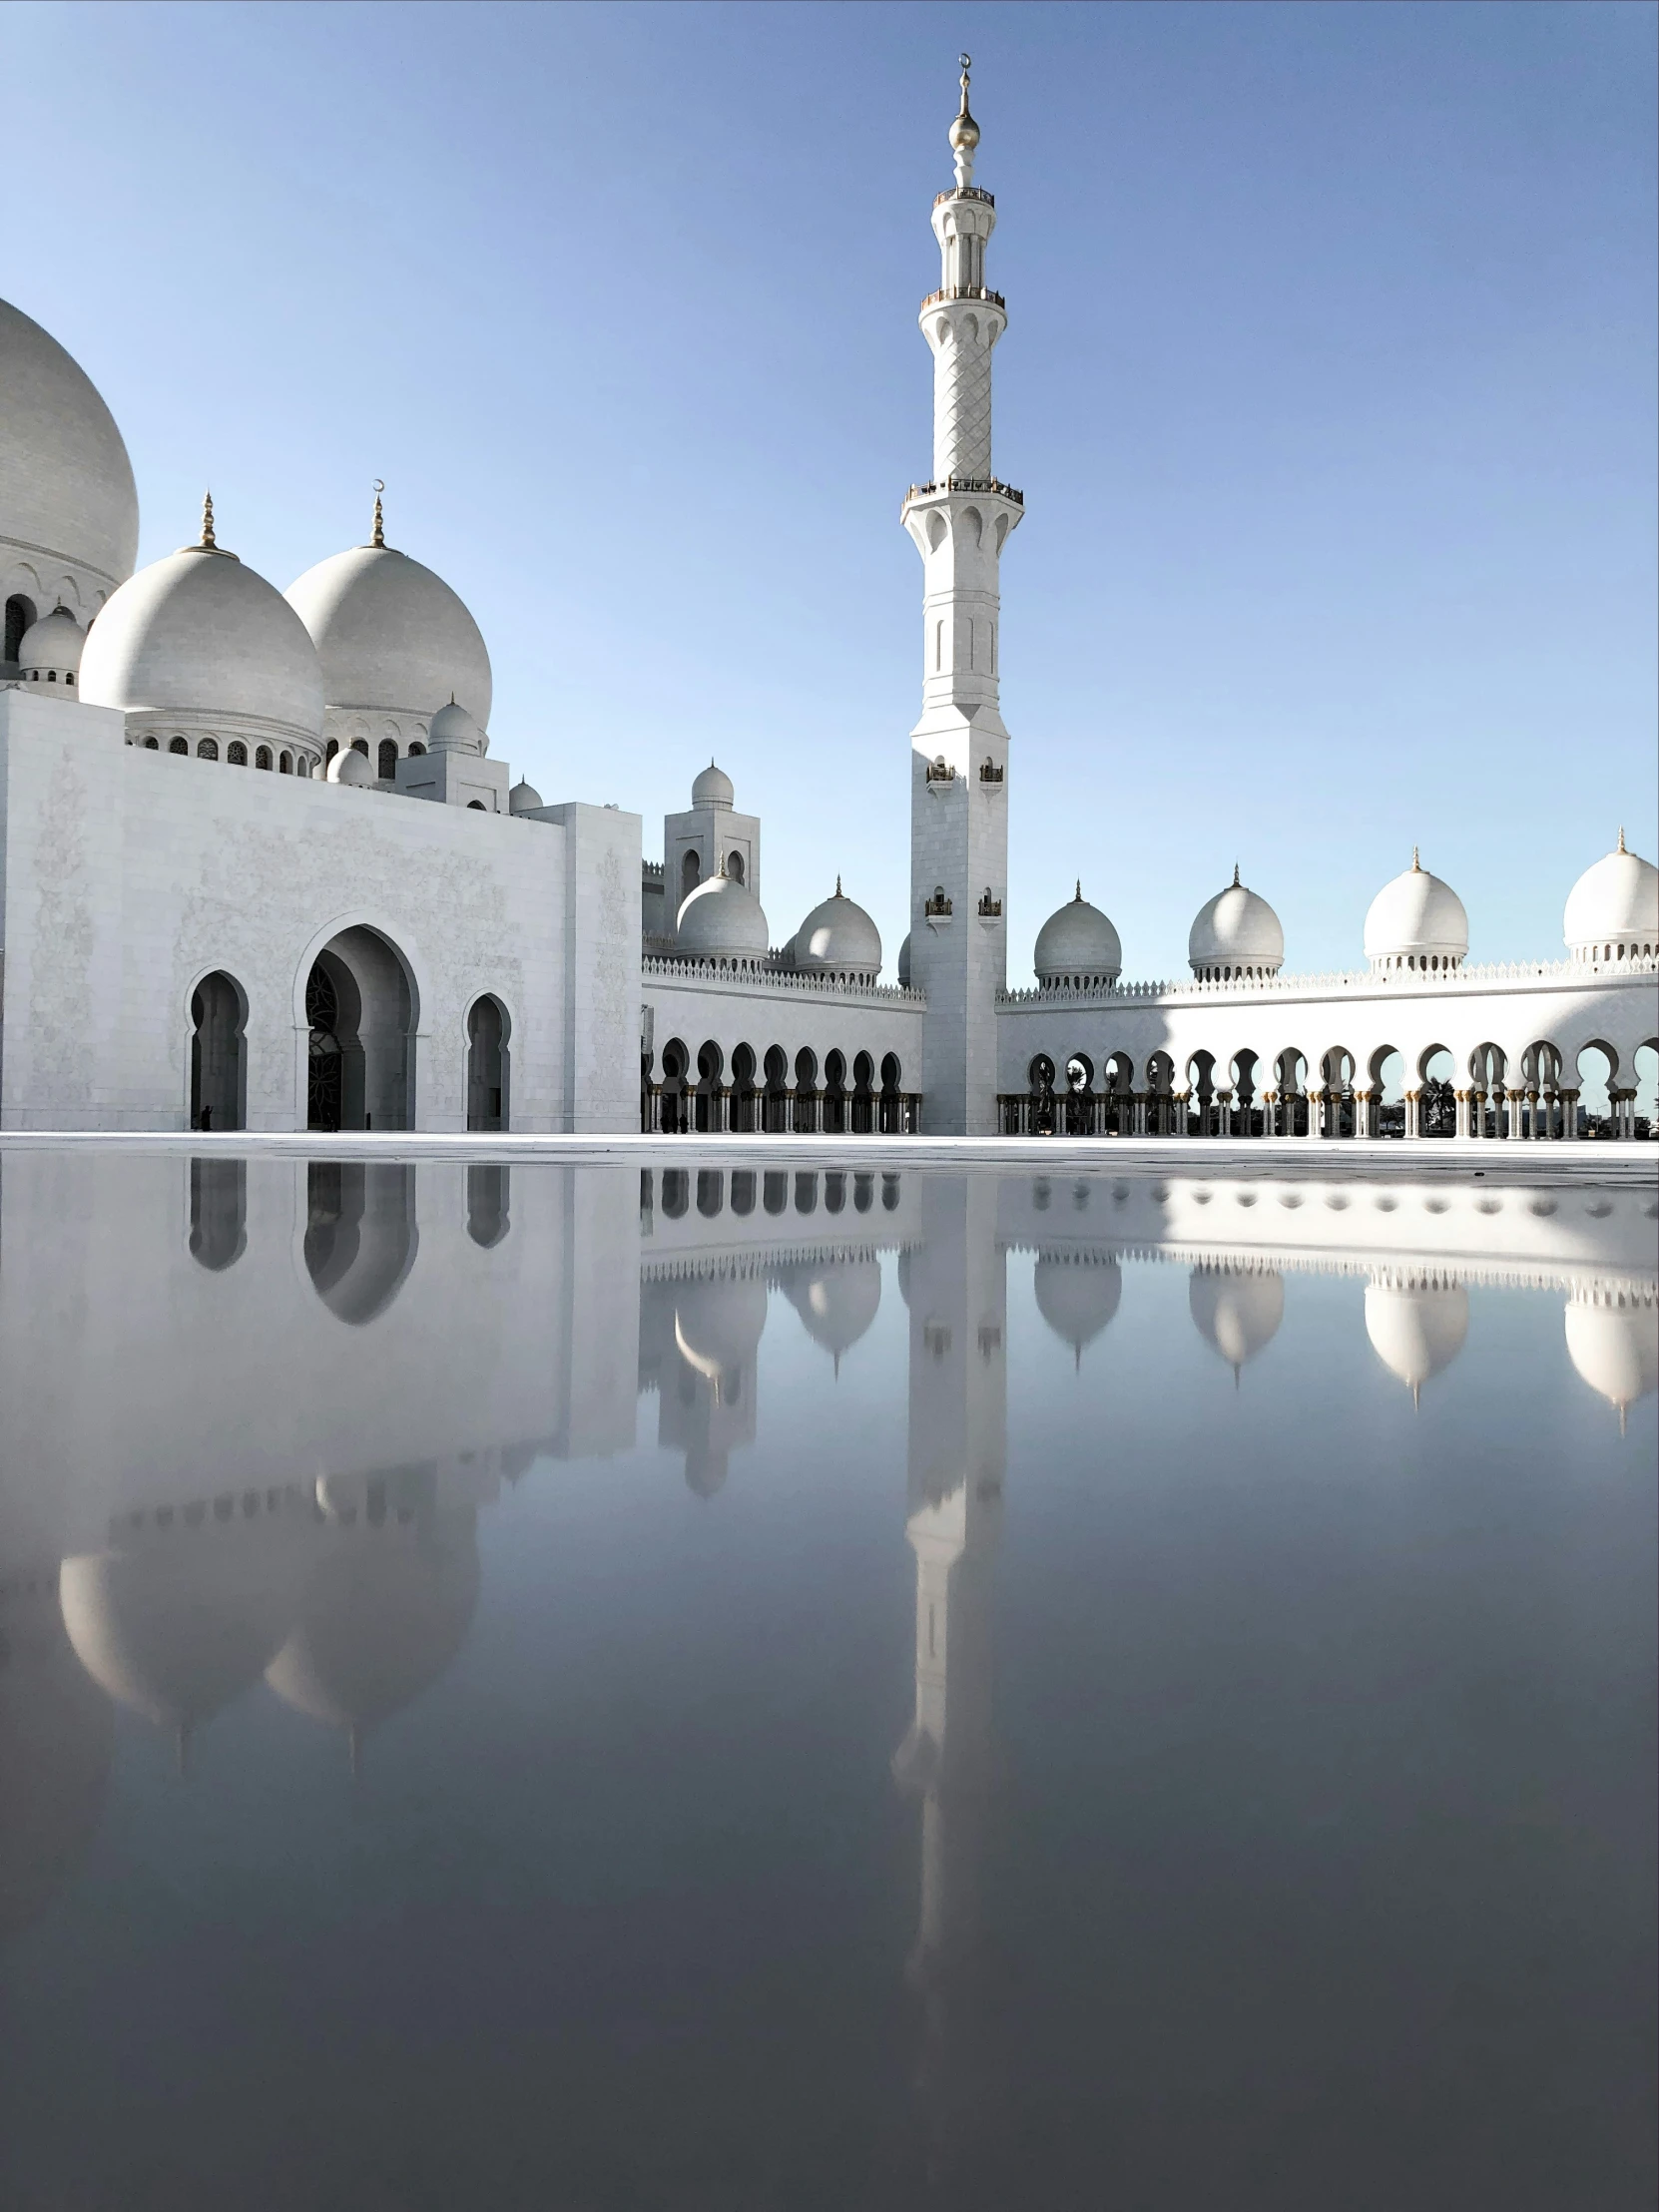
637,1264,768,1495
892,1176,1005,2172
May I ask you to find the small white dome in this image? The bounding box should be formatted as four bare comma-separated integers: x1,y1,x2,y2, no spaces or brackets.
328,745,376,787
283,535,491,725
792,880,882,978
80,518,324,746
428,699,486,754
692,760,735,810
675,868,771,961
1034,884,1121,985
1189,1263,1285,1374
897,932,912,988
1364,851,1468,972
17,605,85,685
1034,1252,1122,1363
1,296,139,598
1562,833,1658,960
508,778,544,816
1188,869,1285,978
1365,1272,1469,1399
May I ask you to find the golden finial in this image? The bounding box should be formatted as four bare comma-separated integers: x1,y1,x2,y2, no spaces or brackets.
949,51,980,185
1074,879,1082,901
1617,825,1626,854
1411,844,1420,871
835,874,842,896
199,490,216,549
370,480,385,549
1233,861,1241,887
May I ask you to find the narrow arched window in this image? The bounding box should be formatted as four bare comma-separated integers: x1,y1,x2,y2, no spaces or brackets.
198,738,219,761
324,739,339,765
256,746,273,770
408,741,426,757
278,752,292,774
144,736,159,750
378,739,398,780
227,741,247,766
170,736,188,755
350,737,368,757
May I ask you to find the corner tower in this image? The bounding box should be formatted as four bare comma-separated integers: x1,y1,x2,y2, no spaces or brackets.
904,58,1022,1136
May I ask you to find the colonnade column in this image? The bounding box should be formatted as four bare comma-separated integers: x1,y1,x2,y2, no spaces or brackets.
1172,1091,1190,1137
1560,1089,1579,1139
1505,1087,1524,1140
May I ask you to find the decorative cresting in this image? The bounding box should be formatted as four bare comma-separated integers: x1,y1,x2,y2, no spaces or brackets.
905,57,1022,1136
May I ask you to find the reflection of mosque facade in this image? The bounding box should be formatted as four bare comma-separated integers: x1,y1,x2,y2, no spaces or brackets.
3,68,1655,1140
1,1150,1652,1948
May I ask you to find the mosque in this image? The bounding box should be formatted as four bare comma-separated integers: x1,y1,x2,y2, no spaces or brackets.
1,64,1654,1139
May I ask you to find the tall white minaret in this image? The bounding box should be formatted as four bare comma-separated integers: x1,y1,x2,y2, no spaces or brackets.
904,56,1022,1137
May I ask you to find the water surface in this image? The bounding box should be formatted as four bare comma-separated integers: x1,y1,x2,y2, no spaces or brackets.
0,1151,1653,2209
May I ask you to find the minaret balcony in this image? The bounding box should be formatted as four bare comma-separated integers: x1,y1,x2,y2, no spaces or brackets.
902,475,1023,507
933,187,995,209
919,283,1005,309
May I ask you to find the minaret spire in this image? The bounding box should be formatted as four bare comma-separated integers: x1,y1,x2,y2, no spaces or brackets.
903,60,1023,1135
370,479,385,549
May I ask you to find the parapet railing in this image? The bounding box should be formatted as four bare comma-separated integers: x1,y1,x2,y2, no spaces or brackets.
902,475,1024,507
643,954,925,1005
919,283,1006,309
934,186,995,209
998,954,1659,1007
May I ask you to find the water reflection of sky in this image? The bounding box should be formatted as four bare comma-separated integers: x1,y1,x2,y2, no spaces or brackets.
0,1152,1653,2208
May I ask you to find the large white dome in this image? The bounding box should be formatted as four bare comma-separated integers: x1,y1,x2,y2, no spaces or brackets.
792,881,882,980
1,297,139,613
1034,884,1122,986
1562,833,1658,962
1189,869,1284,979
1364,851,1468,973
284,536,491,726
676,869,771,962
81,520,325,752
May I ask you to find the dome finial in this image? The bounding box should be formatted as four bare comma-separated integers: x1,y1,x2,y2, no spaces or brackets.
1617,825,1626,854
949,52,980,187
1233,860,1241,887
199,489,216,550
370,479,385,549
1411,844,1420,871
835,873,842,897
1074,879,1082,901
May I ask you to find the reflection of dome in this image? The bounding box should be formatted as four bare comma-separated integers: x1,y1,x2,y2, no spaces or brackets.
1033,1251,1122,1364
1188,1263,1285,1378
782,1257,882,1365
691,760,735,810
60,1499,317,1754
1564,1284,1658,1428
1034,884,1121,987
1364,1271,1469,1401
1364,852,1468,972
1562,833,1658,962
266,1513,479,1766
17,605,85,687
80,523,325,751
675,869,771,961
1,296,139,604
283,539,491,726
673,1269,770,1384
1189,869,1284,979
791,881,881,980
0,1577,114,1943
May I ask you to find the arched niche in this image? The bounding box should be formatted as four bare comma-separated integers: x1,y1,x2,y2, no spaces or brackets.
304,927,417,1132
189,970,247,1131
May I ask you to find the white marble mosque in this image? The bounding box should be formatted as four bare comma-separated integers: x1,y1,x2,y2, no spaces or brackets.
1,63,1654,1140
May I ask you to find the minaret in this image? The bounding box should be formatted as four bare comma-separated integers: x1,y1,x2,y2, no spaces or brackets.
904,57,1022,1136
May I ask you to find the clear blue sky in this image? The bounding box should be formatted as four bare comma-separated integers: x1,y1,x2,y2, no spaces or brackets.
7,0,1653,978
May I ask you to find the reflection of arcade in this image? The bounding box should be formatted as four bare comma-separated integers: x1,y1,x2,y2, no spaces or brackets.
304,1162,418,1324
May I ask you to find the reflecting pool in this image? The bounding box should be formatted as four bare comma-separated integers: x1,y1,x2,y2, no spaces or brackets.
0,1150,1654,2208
